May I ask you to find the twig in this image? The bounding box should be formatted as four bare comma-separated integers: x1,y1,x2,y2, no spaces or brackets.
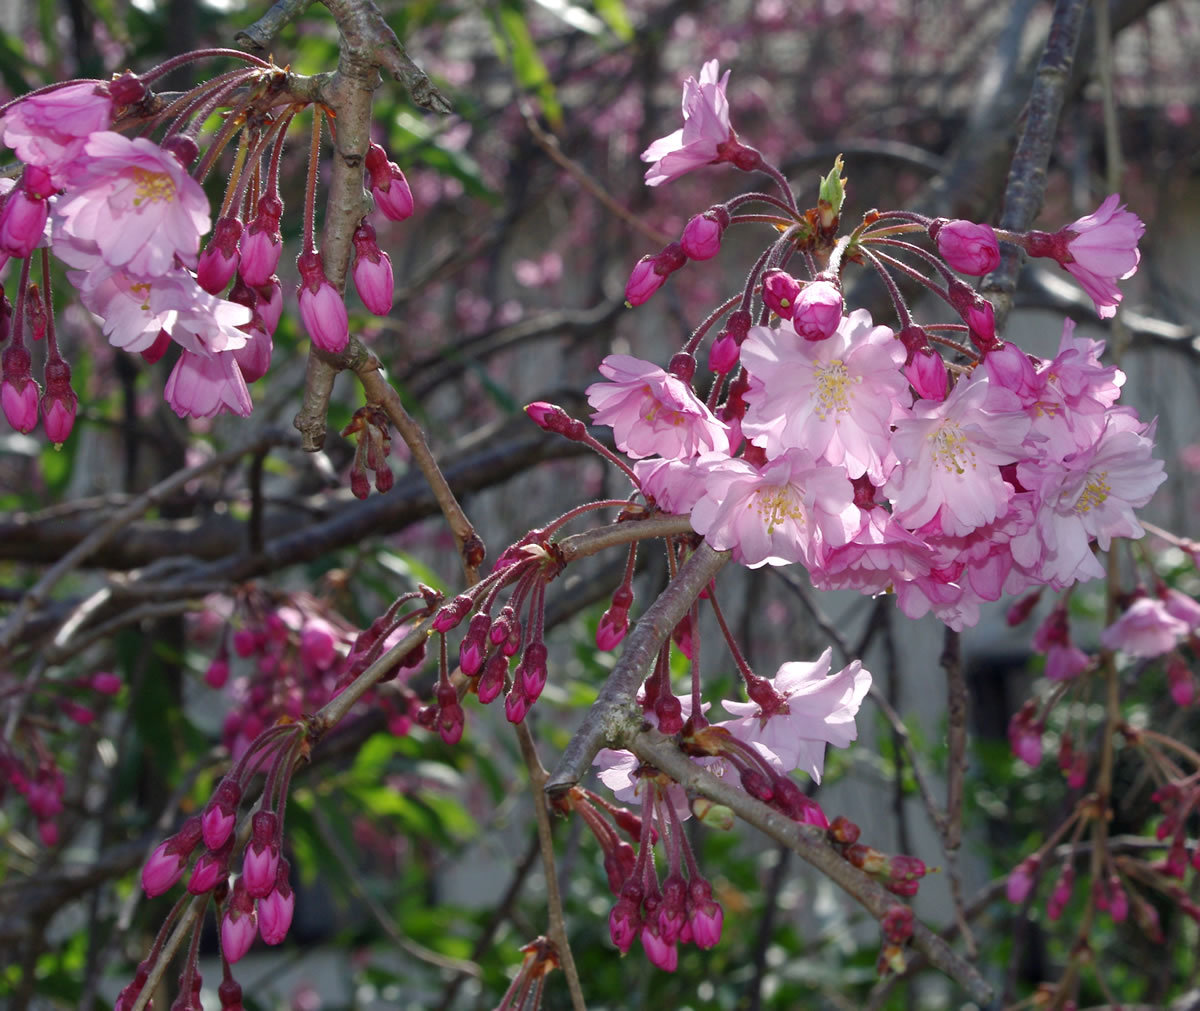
128,896,208,1011
544,542,730,800
514,722,587,1011
356,361,485,583
939,627,977,958
234,0,313,50
981,0,1089,330
0,427,291,657
520,101,671,248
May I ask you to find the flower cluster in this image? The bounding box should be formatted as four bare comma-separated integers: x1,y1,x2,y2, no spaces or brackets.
0,57,414,441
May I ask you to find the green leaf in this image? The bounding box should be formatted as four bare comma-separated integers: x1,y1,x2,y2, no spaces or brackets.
495,0,563,130
819,154,846,218
591,0,634,40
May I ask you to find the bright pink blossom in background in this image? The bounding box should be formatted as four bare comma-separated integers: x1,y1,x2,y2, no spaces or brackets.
1101,597,1188,658
642,60,734,186
718,648,871,782
586,355,729,459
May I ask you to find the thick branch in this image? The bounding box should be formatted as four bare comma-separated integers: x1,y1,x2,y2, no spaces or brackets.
544,542,729,800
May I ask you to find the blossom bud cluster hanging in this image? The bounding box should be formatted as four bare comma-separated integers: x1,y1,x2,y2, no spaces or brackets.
0,52,416,441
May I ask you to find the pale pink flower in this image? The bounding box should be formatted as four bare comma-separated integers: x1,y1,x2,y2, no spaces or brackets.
1013,413,1165,588
1100,597,1188,658
633,454,722,515
718,648,871,782
1162,588,1200,629
689,450,860,568
0,82,113,184
885,376,1030,537
587,354,729,459
741,309,910,482
54,132,211,277
1062,195,1145,319
642,60,735,187
1045,644,1090,681
72,267,250,357
164,350,252,419
814,506,934,596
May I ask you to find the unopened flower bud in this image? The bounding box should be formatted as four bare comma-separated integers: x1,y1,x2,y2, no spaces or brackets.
365,143,414,222
2,343,39,433
761,268,801,319
793,278,843,341
352,220,394,316
296,250,349,353
931,218,1001,275
197,216,243,294
40,356,77,446
680,206,730,261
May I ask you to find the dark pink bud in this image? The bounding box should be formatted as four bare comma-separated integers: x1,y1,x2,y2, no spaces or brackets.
881,905,914,944
365,143,414,222
1006,590,1042,627
187,845,229,894
793,279,843,341
1006,856,1038,904
239,195,283,286
197,216,243,294
0,186,48,258
220,880,257,963
477,651,507,704
609,890,642,953
966,298,997,351
761,268,801,319
904,348,947,402
525,401,587,440
657,873,688,945
162,134,198,167
352,221,394,316
518,642,548,700
296,250,349,353
232,321,272,384
459,612,492,676
687,878,723,949
242,811,280,898
625,255,666,306
680,207,729,261
91,671,121,695
257,859,295,944
932,219,1001,275
201,778,242,851
640,922,678,971
504,687,529,723
435,592,475,633
707,334,739,374
141,816,203,897
40,356,77,445
108,71,146,107
654,692,683,735
438,700,465,745
254,277,284,334
61,700,95,725
596,606,629,651
2,343,39,433
671,613,694,660
1047,864,1074,921
1167,654,1195,706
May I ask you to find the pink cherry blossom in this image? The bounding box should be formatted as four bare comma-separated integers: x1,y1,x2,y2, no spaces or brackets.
1013,413,1165,588
689,450,860,568
642,60,736,187
586,355,729,459
0,82,113,184
718,648,871,782
633,454,722,515
1062,195,1145,319
885,375,1030,537
54,132,211,277
815,505,935,596
741,308,910,482
1100,597,1188,658
164,350,253,419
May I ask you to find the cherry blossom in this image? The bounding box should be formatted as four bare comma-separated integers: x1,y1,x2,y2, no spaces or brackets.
164,350,253,419
718,648,871,782
0,82,113,184
586,355,729,460
642,60,737,187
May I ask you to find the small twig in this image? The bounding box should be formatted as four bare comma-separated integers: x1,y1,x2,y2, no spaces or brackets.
939,627,977,958
981,0,1088,330
544,542,730,800
356,361,485,583
556,514,695,562
234,0,312,50
520,101,671,248
128,896,208,1011
514,722,586,1011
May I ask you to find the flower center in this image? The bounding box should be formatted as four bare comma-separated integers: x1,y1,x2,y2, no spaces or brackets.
930,422,975,475
131,167,177,207
1073,472,1111,514
129,281,152,311
751,484,804,535
812,359,855,421
640,385,685,427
